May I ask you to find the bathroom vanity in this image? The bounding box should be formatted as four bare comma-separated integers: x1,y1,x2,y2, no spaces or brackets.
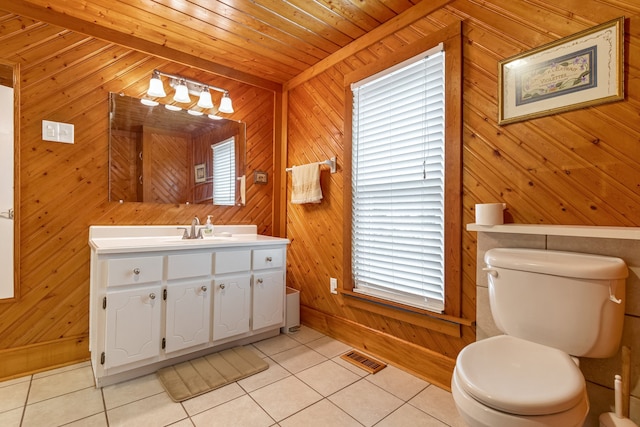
88,225,289,387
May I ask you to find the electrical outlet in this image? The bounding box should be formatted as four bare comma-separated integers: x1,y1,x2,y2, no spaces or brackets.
330,277,338,294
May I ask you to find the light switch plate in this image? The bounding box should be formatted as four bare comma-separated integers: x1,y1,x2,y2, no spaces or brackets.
58,123,74,143
42,120,57,142
42,120,74,144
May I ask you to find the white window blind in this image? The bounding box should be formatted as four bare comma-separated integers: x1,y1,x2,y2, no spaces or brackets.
212,137,235,206
351,44,445,313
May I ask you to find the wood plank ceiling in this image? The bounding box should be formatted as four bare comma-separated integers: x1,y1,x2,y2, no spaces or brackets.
6,0,428,89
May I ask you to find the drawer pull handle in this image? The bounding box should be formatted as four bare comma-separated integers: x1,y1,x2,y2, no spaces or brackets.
257,278,264,284
133,268,141,275
149,293,156,300
219,284,225,290
266,257,272,262
201,285,208,292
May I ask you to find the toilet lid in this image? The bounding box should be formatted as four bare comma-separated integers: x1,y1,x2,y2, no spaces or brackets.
455,335,586,416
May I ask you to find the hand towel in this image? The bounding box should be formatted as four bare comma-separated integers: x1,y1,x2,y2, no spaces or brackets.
291,163,322,204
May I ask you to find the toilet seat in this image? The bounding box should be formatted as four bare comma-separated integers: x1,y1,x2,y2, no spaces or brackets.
455,335,586,416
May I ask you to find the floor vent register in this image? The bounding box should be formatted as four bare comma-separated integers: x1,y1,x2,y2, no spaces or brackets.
340,350,387,374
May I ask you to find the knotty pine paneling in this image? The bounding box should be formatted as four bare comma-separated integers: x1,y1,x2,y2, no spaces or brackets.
0,10,274,379
286,0,640,390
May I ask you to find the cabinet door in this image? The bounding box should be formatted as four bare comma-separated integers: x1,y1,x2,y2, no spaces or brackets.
165,280,211,353
212,275,251,341
252,271,285,331
105,285,161,369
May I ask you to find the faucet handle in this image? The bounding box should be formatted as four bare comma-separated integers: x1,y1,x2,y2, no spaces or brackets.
177,227,189,239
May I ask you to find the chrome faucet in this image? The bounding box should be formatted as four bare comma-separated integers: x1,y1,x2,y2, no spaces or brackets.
178,216,203,239
190,216,201,239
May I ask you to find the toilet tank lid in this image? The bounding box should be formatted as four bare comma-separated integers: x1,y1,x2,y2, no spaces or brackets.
485,248,628,279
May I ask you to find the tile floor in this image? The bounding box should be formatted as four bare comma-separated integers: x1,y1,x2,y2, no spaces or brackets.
0,326,467,426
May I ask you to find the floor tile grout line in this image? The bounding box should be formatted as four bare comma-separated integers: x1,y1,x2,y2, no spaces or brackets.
100,385,110,427
18,375,32,427
277,396,366,427
24,383,97,407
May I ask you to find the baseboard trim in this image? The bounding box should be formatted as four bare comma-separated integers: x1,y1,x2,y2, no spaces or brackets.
0,335,90,381
300,305,455,391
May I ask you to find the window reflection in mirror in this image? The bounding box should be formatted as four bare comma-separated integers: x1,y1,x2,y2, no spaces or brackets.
108,93,246,206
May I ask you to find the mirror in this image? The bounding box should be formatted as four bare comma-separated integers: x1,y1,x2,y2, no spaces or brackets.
109,93,246,205
0,61,17,300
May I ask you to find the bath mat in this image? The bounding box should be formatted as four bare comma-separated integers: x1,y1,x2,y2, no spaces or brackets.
157,346,268,402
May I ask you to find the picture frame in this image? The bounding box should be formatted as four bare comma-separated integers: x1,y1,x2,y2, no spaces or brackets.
498,17,624,125
254,170,268,184
194,163,206,183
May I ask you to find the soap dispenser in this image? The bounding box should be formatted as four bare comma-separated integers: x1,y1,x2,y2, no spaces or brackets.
204,215,214,237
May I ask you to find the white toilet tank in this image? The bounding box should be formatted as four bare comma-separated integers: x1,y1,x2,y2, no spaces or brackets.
484,248,628,358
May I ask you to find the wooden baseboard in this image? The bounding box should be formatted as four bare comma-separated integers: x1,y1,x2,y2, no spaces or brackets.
300,305,455,391
0,335,90,381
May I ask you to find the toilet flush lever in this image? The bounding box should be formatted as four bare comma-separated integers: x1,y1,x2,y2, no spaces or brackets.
609,286,622,304
482,267,498,277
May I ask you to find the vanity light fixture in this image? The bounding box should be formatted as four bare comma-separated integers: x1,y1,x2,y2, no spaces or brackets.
145,69,234,114
146,70,166,97
218,92,234,113
187,110,204,116
140,98,159,106
173,79,191,103
197,87,214,109
164,104,182,111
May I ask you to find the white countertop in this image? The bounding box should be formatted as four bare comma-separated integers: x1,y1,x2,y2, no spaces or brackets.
467,223,640,240
89,225,290,254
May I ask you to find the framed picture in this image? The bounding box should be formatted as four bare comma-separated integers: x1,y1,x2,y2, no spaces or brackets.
498,17,624,125
194,163,206,183
254,170,268,184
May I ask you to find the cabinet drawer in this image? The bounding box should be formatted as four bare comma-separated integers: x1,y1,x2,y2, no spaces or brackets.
253,248,283,270
167,252,211,280
213,250,251,274
107,256,163,287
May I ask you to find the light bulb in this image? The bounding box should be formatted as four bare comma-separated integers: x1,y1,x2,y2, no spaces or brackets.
197,88,214,109
173,80,191,103
218,93,234,113
147,73,166,97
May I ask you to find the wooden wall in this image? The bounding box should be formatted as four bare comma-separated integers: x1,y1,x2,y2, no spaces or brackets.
286,0,640,389
1,0,640,389
0,10,275,379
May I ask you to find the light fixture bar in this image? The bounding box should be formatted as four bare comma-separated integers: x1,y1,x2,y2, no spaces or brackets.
151,70,228,95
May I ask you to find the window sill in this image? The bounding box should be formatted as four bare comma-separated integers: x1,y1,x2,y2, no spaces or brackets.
340,289,473,338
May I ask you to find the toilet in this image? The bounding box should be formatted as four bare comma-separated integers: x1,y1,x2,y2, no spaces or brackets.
452,248,628,427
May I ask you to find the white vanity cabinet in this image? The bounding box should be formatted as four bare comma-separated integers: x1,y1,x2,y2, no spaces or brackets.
164,252,212,354
104,284,162,369
89,225,289,387
252,248,286,331
212,250,252,341
102,255,163,370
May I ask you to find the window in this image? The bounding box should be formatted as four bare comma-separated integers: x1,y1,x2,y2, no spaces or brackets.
344,23,462,320
351,44,445,313
212,137,235,206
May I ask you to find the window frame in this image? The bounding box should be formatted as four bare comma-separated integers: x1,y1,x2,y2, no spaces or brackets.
342,23,463,328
